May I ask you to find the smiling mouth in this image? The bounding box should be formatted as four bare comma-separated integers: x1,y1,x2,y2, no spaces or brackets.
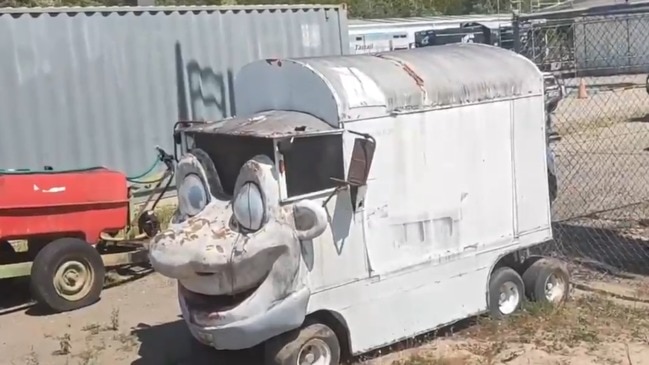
180,275,267,321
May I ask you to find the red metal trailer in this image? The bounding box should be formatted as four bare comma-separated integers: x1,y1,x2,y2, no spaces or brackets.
0,148,174,312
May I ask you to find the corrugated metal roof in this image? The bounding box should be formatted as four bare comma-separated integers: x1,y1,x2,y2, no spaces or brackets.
0,4,343,15
184,110,336,137
295,43,543,116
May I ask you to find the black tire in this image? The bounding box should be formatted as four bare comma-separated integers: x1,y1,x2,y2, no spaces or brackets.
0,240,16,254
264,322,341,365
522,258,570,306
30,237,105,313
488,267,525,320
187,337,219,365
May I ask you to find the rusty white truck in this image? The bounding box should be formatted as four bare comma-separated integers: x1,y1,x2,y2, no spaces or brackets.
148,43,570,365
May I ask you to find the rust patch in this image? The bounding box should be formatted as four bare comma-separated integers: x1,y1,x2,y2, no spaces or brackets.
188,218,210,233
375,54,426,95
401,63,424,87
211,227,230,240
245,160,261,173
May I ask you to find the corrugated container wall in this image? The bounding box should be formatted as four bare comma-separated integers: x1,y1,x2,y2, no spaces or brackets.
0,5,348,176
574,14,649,74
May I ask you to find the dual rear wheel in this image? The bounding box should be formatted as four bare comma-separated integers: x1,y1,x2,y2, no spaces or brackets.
488,257,570,319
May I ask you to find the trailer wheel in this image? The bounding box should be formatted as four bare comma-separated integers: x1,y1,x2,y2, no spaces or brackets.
488,267,525,320
264,322,340,365
522,258,569,306
30,237,105,313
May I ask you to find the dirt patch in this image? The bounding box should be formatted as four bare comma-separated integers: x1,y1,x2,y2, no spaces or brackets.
367,289,649,365
3,273,649,365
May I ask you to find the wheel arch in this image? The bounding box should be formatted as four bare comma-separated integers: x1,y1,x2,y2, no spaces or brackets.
306,309,352,360
485,248,531,306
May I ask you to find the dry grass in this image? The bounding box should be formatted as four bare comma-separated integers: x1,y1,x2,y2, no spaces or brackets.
391,293,649,365
39,308,138,365
155,203,176,230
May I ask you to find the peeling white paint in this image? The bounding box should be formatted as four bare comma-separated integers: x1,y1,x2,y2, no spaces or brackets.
43,186,66,193
32,184,66,193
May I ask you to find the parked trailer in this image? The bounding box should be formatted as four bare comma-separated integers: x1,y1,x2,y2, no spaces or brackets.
348,14,511,53
0,148,174,312
148,43,570,364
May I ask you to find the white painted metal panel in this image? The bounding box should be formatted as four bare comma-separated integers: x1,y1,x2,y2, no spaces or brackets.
513,96,552,234
345,101,515,277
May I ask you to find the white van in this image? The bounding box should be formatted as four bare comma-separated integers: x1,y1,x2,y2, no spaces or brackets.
149,43,570,365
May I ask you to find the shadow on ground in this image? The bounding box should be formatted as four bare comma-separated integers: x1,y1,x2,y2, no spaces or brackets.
0,265,153,317
132,319,262,365
534,222,649,278
131,316,479,365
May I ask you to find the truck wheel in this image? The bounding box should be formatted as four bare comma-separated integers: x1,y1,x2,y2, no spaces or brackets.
488,267,525,320
264,322,341,365
522,258,569,306
30,237,105,313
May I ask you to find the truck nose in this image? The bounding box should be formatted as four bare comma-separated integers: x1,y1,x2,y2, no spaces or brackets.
188,230,240,274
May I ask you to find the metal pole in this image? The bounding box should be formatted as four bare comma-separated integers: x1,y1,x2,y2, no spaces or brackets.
513,11,521,53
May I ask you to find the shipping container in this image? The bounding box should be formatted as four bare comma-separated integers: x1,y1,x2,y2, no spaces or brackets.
0,5,348,176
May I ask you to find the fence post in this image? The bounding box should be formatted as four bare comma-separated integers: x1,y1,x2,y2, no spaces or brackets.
513,11,521,54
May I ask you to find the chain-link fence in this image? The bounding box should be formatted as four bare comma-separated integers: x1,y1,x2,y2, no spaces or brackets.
512,5,649,281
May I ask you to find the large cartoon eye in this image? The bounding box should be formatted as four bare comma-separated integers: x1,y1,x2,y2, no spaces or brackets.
178,173,208,217
233,182,265,232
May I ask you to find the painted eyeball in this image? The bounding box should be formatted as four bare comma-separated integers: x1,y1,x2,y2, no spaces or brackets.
233,182,265,232
178,173,208,217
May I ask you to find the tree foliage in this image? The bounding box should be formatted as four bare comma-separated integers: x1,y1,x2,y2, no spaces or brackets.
1,0,518,18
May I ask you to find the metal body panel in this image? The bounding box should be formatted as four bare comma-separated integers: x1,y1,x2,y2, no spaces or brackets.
182,110,337,137
0,5,348,176
236,44,543,127
306,95,551,354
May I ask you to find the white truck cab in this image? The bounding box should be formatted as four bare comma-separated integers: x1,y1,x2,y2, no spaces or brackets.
149,43,570,365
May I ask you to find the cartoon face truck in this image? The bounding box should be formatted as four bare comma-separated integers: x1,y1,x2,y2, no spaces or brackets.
149,43,570,365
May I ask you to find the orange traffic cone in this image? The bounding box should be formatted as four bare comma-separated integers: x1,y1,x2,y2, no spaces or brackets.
578,78,588,99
